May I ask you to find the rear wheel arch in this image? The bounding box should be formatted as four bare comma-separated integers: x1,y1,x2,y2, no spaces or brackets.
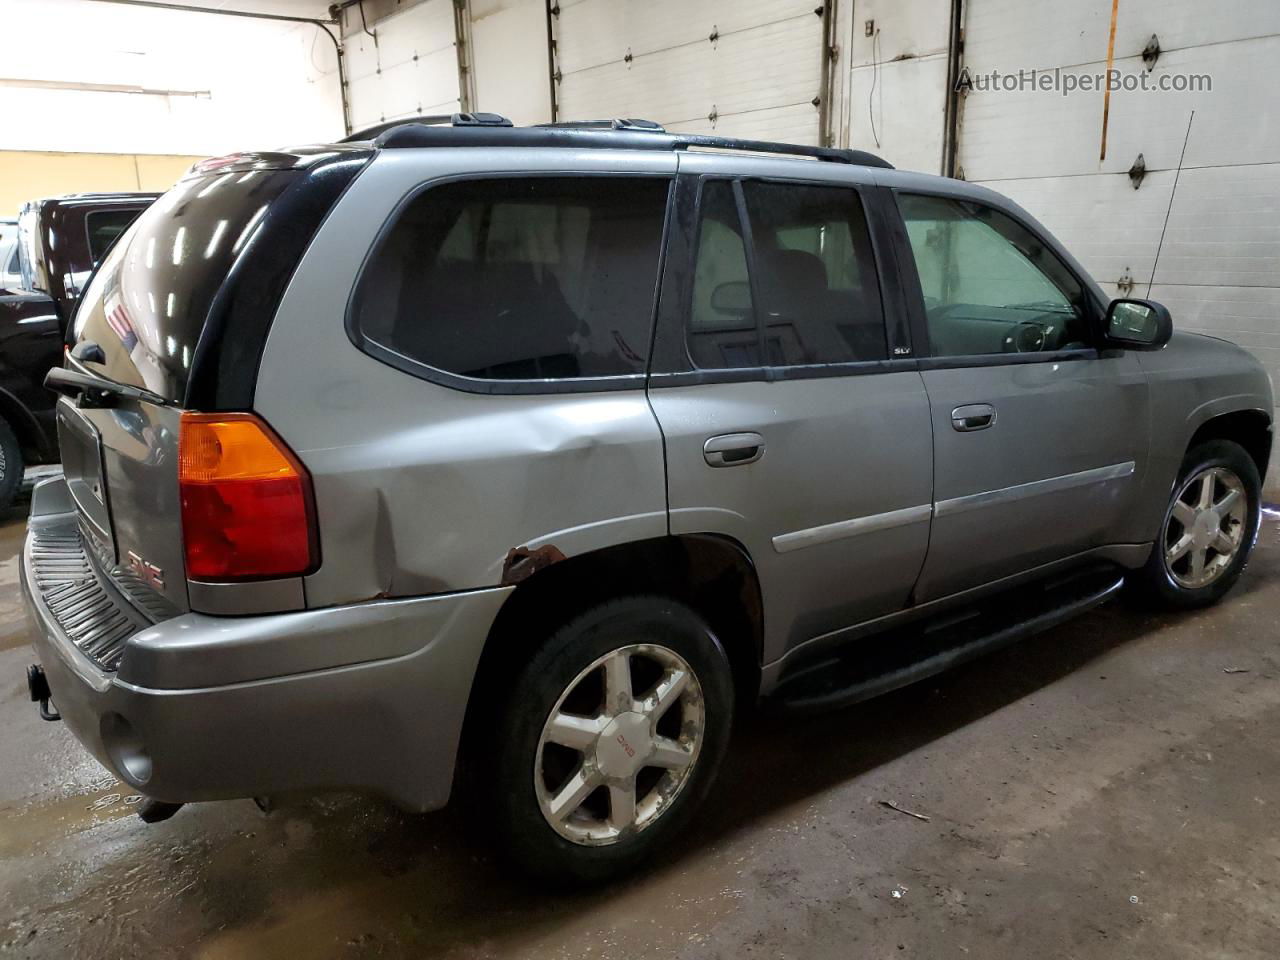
464,535,764,740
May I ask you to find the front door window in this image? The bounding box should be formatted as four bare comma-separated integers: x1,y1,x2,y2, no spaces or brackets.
897,194,1091,357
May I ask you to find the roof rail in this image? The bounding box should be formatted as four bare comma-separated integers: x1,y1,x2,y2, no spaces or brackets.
372,122,892,169
672,134,888,168
539,118,666,133
342,112,512,142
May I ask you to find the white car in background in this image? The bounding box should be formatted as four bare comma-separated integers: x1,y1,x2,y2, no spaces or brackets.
0,219,20,290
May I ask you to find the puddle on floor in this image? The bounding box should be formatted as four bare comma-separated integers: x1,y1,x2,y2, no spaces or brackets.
0,780,145,858
191,806,753,960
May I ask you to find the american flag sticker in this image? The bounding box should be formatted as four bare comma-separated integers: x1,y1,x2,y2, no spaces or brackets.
103,281,138,353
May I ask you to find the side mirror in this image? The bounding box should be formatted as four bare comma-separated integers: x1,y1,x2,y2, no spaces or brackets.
1104,298,1172,350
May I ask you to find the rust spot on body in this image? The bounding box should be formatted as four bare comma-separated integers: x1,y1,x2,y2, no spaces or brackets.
502,544,567,585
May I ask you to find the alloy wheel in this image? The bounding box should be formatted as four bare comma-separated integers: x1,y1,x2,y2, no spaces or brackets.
1164,466,1248,589
534,643,705,846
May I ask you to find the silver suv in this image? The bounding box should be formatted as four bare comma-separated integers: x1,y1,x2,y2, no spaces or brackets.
22,116,1272,882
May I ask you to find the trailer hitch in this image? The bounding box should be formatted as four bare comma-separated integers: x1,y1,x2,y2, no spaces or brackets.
26,664,61,722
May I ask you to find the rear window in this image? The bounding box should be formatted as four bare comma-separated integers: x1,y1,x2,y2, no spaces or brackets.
71,170,304,400
351,177,670,384
86,208,142,263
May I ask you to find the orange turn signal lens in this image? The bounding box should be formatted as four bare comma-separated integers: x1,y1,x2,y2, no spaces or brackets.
179,415,299,483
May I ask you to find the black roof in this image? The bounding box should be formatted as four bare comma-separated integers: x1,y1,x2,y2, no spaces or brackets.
189,114,891,182
23,192,159,209
184,144,372,178
341,113,892,169
19,192,160,219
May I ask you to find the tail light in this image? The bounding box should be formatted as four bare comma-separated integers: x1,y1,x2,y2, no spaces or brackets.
178,412,318,581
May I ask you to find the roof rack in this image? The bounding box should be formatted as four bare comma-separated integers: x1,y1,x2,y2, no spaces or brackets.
674,133,889,168
372,122,892,169
342,112,512,142
539,118,666,133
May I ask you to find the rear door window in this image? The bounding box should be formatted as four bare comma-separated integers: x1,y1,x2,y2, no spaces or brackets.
350,177,670,384
684,179,887,371
742,181,886,366
688,180,758,369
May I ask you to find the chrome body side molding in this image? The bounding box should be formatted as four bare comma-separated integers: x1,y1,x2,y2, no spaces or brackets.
935,461,1136,518
772,503,932,554
770,461,1135,555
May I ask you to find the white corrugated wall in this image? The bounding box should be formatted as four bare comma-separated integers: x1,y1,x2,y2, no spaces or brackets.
837,0,953,174
956,0,1280,410
552,0,826,143
343,0,462,132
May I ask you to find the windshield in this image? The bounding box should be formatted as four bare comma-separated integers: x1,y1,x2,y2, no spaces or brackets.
71,169,302,401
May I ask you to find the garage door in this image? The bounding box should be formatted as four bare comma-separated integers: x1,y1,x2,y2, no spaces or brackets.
552,0,826,143
344,0,462,133
957,0,1280,405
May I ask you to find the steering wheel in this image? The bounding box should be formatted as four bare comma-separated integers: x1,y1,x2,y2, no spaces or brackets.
1002,321,1047,353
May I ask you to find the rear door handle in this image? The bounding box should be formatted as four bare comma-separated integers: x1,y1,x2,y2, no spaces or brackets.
703,432,765,467
951,403,996,432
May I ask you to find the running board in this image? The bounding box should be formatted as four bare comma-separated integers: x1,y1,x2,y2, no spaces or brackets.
770,567,1125,715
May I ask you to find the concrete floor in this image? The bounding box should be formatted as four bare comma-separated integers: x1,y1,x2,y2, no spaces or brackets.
2,502,1279,959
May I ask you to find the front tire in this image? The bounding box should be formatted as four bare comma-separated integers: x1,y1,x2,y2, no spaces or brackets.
1131,439,1261,609
487,596,734,883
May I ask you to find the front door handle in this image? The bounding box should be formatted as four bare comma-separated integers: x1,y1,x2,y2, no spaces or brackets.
951,403,996,432
703,432,765,467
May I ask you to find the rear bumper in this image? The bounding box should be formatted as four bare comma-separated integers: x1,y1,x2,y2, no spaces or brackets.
21,477,512,812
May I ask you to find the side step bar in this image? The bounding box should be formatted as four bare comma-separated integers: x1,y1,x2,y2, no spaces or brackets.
770,567,1125,715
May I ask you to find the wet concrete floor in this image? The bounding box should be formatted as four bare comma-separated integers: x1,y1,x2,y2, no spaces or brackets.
1,501,1278,958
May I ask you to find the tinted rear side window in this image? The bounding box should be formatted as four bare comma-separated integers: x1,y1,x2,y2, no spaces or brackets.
352,177,670,383
684,179,886,371
687,180,759,369
743,181,886,365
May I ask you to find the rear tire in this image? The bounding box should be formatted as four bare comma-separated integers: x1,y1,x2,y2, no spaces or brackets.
1130,439,1261,609
0,418,23,512
485,596,734,884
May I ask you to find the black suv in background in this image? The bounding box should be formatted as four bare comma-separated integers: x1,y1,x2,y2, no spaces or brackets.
0,193,155,507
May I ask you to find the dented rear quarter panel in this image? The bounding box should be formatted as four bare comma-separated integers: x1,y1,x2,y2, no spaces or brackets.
254,148,675,608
